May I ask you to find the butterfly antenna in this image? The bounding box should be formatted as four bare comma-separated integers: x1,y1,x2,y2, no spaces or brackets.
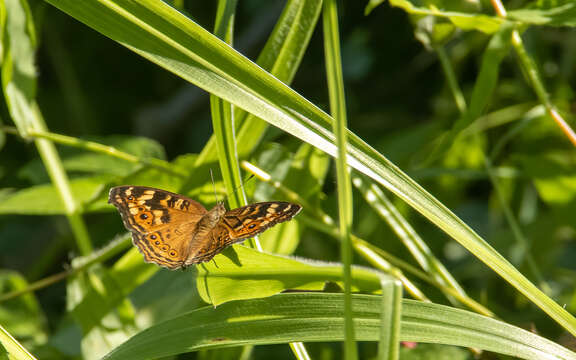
209,170,253,206
209,168,221,204
226,174,253,201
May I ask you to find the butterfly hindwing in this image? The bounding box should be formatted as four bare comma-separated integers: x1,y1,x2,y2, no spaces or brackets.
184,201,302,265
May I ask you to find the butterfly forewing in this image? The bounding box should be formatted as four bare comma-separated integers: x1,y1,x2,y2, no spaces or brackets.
108,186,207,232
108,186,208,268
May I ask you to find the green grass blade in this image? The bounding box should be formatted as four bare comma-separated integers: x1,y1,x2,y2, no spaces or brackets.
0,324,37,360
322,0,357,358
210,2,260,357
380,278,402,360
210,0,246,210
102,293,576,360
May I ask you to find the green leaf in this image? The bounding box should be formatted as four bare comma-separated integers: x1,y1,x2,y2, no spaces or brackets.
194,0,323,169
253,143,296,200
115,153,197,198
0,177,108,215
517,151,576,223
387,0,502,33
258,216,302,255
67,266,139,360
68,248,157,336
103,293,576,360
0,342,7,360
195,245,387,306
508,3,576,26
0,271,47,345
462,22,514,129
1,0,37,135
129,270,201,326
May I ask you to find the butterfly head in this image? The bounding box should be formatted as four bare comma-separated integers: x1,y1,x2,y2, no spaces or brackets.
205,202,227,222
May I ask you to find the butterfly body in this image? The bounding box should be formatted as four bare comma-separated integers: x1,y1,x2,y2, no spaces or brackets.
108,186,302,269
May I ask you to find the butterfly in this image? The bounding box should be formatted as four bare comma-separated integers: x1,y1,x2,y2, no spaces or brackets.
108,186,302,269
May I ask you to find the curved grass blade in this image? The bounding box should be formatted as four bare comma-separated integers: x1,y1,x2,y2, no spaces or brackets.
103,293,576,360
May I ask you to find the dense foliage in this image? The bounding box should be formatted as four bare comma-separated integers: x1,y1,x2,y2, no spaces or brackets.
1,0,576,359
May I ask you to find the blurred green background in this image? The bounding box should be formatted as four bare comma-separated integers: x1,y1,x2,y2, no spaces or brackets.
2,0,576,359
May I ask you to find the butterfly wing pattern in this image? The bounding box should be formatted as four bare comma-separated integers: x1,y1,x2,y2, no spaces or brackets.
108,186,208,269
184,201,302,265
108,186,302,269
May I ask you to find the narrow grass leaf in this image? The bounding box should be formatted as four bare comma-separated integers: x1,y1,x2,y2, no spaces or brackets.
0,324,37,360
322,0,357,358
456,22,514,133
103,293,576,360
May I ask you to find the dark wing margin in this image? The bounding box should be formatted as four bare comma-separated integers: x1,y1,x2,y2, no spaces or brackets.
222,201,302,240
131,232,184,269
